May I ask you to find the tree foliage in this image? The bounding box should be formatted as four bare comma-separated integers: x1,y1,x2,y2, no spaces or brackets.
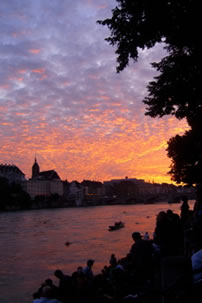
98,0,202,124
0,177,31,210
144,53,202,124
167,131,202,185
98,0,202,184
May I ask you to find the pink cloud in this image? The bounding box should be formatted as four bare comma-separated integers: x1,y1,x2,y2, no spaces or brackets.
29,49,41,54
31,68,45,74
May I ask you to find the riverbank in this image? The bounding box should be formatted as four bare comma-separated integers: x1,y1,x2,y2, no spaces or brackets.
2,203,195,303
0,192,196,213
32,204,202,303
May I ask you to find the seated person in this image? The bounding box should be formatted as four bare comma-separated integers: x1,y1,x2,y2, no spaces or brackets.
83,259,95,279
33,286,61,303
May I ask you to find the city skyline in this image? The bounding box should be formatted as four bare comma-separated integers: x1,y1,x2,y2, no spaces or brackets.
0,0,189,184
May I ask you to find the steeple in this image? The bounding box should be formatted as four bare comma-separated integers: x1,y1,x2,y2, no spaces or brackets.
32,157,40,178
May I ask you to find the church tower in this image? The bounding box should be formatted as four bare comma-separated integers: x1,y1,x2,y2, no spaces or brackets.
32,157,40,178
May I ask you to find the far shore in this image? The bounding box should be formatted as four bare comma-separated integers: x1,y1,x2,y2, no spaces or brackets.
0,195,196,213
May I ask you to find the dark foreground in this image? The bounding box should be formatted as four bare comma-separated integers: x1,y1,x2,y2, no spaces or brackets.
32,203,202,303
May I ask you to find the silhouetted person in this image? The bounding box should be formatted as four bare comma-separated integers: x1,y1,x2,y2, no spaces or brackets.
71,266,88,303
33,286,61,303
154,211,170,256
82,259,95,301
144,232,149,240
109,254,117,267
128,232,153,282
83,259,95,279
167,209,184,255
36,283,46,298
193,184,202,217
54,269,72,302
180,196,190,226
154,210,184,257
45,279,58,299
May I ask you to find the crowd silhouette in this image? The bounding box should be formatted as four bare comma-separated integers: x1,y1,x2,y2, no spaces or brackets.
33,197,202,303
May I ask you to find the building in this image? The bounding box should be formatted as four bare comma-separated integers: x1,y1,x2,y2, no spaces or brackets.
81,180,104,196
0,164,26,183
68,181,84,206
25,158,63,199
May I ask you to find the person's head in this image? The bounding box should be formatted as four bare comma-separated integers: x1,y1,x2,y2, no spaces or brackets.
87,259,94,267
77,266,83,274
132,232,141,242
54,269,64,279
156,211,167,223
182,196,188,204
167,209,173,216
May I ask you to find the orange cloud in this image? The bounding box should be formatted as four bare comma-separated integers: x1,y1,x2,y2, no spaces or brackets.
0,108,189,185
15,112,26,116
32,68,45,74
18,69,27,74
1,122,12,126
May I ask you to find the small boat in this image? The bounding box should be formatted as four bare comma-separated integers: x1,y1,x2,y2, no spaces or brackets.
108,221,125,231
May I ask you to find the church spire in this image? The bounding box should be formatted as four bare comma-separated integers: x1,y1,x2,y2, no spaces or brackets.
32,157,40,178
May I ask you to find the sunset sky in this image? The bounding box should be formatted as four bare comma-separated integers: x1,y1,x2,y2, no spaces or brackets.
0,0,189,183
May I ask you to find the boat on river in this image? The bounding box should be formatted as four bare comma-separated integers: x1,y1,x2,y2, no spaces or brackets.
108,221,125,231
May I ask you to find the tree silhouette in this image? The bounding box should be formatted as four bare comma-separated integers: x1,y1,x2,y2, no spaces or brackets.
167,130,202,185
0,177,31,210
98,0,202,184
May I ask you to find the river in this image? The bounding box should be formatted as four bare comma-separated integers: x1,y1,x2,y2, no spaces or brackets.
0,201,194,303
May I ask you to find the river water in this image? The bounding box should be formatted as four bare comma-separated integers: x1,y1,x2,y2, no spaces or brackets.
0,202,194,303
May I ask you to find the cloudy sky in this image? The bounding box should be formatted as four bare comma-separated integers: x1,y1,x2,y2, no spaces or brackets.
0,0,188,183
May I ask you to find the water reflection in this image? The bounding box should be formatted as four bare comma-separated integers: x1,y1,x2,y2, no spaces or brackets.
0,202,194,303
